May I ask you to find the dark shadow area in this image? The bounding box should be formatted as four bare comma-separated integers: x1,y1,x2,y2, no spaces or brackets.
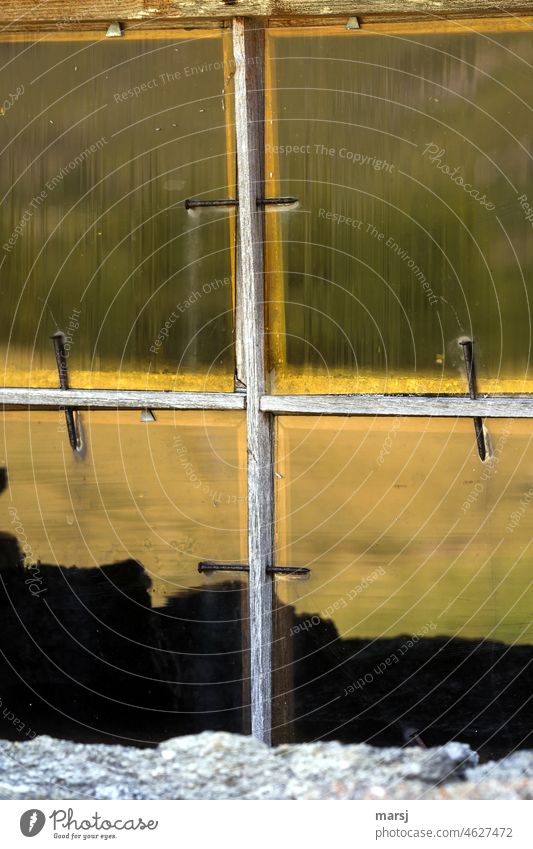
0,544,531,759
0,460,530,756
0,556,248,746
280,616,533,760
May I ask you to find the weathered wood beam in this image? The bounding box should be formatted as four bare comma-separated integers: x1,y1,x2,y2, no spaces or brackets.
2,1,533,25
0,388,246,410
234,17,274,744
261,395,533,417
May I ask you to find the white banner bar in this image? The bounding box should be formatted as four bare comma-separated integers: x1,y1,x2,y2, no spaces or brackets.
1,799,531,848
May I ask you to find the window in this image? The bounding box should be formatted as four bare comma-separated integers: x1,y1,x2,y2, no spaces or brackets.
265,20,533,394
0,30,235,391
0,409,248,740
0,13,532,750
0,27,248,743
273,417,532,752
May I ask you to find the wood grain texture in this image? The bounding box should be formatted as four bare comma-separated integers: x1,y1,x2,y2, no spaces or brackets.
0,388,246,410
234,17,274,744
260,394,533,417
2,1,533,25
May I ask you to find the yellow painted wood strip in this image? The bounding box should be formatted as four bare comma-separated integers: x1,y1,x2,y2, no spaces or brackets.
264,32,287,381
222,28,238,384
0,28,222,43
0,369,233,392
269,16,533,37
270,369,533,396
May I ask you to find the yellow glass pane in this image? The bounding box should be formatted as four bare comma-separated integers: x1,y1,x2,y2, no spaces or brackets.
0,410,248,742
0,33,236,391
266,27,533,393
273,417,533,751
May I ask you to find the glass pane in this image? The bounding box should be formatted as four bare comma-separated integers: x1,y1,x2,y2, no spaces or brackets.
266,23,533,393
273,416,533,757
0,32,235,391
0,410,248,743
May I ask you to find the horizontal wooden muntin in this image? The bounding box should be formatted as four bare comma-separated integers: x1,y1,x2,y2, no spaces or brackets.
3,388,533,418
0,388,246,411
261,394,533,418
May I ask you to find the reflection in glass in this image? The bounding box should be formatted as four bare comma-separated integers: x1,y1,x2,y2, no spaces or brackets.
266,25,533,393
0,410,248,743
0,33,235,390
273,416,533,754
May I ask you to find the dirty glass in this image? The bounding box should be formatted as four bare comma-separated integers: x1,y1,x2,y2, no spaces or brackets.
272,416,533,755
0,32,235,391
0,410,248,742
265,24,533,393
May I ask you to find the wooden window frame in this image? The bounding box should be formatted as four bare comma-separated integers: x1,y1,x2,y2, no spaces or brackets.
3,10,533,745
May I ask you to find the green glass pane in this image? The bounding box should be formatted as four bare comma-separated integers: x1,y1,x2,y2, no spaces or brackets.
0,410,248,742
0,33,235,390
266,28,533,393
273,416,533,752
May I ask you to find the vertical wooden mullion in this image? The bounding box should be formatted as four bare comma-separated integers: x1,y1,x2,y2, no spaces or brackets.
233,16,274,744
